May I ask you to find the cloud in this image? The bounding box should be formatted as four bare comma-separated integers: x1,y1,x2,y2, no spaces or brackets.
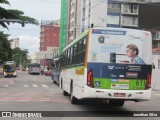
18,36,40,54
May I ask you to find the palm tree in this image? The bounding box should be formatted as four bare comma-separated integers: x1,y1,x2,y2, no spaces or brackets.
0,0,39,29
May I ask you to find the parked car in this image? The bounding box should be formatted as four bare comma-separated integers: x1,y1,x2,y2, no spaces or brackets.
22,68,26,71
51,68,60,85
44,70,51,76
40,68,44,75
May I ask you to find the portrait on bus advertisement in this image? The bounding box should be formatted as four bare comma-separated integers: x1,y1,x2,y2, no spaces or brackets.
88,29,152,65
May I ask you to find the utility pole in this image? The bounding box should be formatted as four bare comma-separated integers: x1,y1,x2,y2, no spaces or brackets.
20,55,21,68
44,53,46,68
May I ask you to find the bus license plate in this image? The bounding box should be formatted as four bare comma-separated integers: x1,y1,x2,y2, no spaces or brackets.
114,93,126,97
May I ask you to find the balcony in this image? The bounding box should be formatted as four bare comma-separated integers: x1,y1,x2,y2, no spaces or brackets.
121,18,138,27
122,9,138,15
123,0,146,3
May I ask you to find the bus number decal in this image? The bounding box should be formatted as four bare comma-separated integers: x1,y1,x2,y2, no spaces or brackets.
136,80,146,86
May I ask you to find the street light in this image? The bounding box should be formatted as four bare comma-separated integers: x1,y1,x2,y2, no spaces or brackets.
0,19,28,27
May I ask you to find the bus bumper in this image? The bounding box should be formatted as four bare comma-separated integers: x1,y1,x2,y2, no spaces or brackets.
4,72,17,77
82,85,151,101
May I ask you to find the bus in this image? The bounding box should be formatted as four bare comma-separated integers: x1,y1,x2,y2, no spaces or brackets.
3,61,17,77
51,58,61,84
28,63,40,75
60,27,152,106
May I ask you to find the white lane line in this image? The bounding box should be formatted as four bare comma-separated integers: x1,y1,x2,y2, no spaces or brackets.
24,84,28,87
39,98,50,102
32,84,38,87
41,85,49,88
18,100,30,102
0,100,9,101
153,93,160,96
4,85,8,87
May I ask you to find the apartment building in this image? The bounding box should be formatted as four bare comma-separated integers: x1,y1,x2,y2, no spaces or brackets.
40,20,60,51
10,38,19,49
67,0,107,44
38,20,60,67
60,0,160,68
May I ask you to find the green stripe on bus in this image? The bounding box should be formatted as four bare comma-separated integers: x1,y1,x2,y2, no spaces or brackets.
93,78,146,90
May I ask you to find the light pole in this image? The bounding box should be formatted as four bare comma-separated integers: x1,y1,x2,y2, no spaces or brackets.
44,53,46,68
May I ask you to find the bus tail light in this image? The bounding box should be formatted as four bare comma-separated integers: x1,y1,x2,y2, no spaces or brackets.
145,73,151,90
87,69,94,88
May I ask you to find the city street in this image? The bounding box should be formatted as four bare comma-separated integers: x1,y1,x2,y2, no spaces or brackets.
0,70,160,120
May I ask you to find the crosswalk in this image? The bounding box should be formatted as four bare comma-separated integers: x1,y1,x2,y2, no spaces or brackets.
0,84,53,88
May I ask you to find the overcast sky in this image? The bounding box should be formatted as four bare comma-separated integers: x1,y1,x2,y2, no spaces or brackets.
1,0,61,54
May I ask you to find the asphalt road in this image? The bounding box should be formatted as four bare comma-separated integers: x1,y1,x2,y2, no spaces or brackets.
0,70,160,120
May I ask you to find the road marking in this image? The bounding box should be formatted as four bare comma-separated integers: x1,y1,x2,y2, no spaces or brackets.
4,85,8,87
152,91,160,96
39,98,50,102
18,100,30,102
0,100,9,101
32,84,38,87
41,84,49,88
24,85,29,87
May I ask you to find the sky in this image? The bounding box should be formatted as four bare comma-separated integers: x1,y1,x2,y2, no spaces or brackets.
0,0,61,54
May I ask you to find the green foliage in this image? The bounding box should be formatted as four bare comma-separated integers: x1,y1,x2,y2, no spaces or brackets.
0,31,12,64
0,0,39,29
12,47,29,67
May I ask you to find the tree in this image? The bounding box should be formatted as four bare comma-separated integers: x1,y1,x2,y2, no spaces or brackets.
0,0,39,29
0,31,12,64
12,47,29,67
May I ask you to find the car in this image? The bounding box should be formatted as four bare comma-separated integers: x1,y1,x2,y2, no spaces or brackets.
40,68,44,75
51,68,60,85
22,68,26,71
44,70,51,76
17,68,20,70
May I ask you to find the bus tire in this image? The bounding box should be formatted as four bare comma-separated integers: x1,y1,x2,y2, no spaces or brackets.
53,80,56,84
61,79,63,89
70,82,78,104
109,100,125,107
63,90,68,96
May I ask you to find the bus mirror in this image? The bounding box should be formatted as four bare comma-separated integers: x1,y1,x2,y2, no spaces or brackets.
110,53,116,63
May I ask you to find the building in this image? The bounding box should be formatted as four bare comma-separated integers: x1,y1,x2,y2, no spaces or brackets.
67,0,107,44
38,20,60,68
10,38,19,49
40,20,60,51
59,0,160,69
36,47,59,68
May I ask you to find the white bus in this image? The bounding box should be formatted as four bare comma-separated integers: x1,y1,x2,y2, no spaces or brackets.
28,63,40,75
60,27,152,106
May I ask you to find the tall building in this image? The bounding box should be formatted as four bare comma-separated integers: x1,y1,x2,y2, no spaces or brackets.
10,38,19,49
59,0,160,68
40,20,60,51
67,0,107,44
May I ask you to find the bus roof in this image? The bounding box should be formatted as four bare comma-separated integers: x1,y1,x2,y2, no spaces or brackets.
62,27,151,53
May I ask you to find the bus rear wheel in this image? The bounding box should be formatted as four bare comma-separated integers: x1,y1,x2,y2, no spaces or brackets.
109,100,125,107
63,90,68,96
70,84,78,104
